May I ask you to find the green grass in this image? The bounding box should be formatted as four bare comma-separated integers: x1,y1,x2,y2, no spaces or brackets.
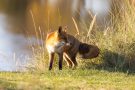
0,69,135,90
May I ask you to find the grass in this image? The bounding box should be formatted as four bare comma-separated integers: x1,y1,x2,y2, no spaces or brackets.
0,69,135,90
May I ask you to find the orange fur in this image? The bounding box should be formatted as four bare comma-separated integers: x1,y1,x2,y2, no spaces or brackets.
46,26,70,70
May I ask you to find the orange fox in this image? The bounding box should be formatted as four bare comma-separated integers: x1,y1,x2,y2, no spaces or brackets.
46,26,70,70
46,26,99,70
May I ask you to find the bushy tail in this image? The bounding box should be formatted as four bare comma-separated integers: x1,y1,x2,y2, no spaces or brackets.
79,42,100,59
79,43,89,54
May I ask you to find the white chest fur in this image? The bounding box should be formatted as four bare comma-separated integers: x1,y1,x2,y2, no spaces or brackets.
46,41,66,53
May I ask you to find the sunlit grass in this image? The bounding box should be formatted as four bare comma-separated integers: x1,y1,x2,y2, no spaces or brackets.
0,69,135,90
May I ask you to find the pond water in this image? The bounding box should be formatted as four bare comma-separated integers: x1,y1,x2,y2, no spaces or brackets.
0,14,40,71
0,0,110,71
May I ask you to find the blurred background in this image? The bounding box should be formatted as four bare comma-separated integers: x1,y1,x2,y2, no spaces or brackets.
0,0,134,71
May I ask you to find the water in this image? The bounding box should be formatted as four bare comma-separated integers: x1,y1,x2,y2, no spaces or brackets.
0,0,110,71
0,14,40,71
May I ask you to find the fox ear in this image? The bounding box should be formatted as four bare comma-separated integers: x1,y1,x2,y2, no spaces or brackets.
64,26,68,32
58,26,62,34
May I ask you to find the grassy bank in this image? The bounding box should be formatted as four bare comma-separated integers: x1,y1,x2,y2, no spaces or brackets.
0,69,135,90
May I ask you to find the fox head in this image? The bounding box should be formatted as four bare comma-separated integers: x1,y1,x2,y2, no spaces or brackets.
55,26,71,52
56,26,68,43
46,26,71,53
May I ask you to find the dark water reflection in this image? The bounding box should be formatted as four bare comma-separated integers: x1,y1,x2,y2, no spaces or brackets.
0,0,110,71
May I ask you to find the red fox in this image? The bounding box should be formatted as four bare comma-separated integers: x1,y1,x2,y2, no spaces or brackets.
46,26,71,70
46,26,99,70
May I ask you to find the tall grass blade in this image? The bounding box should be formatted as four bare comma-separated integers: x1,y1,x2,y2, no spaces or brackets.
87,15,96,37
72,17,80,35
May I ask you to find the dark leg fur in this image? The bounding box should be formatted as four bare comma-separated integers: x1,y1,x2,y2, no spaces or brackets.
58,53,63,70
49,53,54,70
71,56,78,68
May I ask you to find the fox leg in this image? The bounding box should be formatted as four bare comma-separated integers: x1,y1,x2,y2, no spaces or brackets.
58,53,63,70
65,53,78,69
49,53,54,70
63,54,73,68
71,56,78,69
